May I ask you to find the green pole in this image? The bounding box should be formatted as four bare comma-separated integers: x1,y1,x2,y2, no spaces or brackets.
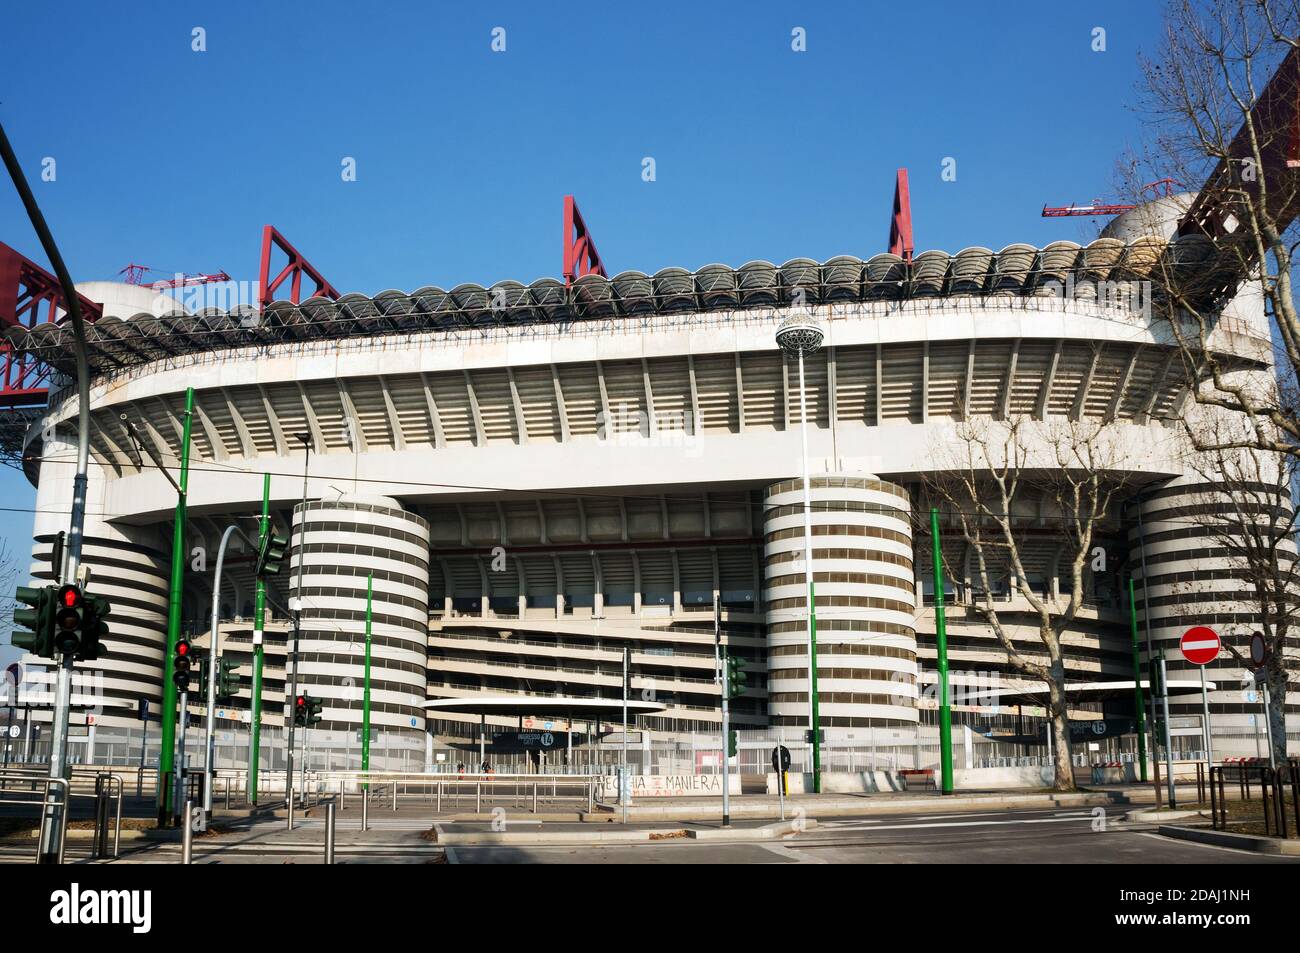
1128,576,1148,782
248,473,271,804
809,580,821,792
362,572,372,786
931,507,954,794
157,386,194,824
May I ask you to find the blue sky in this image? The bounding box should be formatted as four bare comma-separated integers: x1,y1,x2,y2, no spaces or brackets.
0,0,1168,662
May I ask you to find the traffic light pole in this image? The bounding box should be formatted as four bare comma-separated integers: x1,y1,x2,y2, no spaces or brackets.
158,388,195,825
721,644,731,828
285,438,311,809
203,525,239,815
1,121,96,864
174,689,190,828
930,508,954,794
249,474,271,804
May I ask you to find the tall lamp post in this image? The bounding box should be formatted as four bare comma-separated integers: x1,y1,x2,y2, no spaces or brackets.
775,315,825,793
285,432,312,807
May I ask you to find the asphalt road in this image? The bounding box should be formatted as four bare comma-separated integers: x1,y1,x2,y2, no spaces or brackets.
445,806,1300,864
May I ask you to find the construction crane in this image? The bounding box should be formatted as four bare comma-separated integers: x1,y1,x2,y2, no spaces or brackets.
119,263,231,288
1040,178,1182,218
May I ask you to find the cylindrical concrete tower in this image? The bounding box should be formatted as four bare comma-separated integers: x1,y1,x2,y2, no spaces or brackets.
1129,468,1297,746
290,495,430,764
763,474,918,730
26,430,169,733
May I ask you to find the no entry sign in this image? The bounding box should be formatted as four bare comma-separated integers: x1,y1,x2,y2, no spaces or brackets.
1180,626,1221,666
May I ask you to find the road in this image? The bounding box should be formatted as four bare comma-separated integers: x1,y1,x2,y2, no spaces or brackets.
445,806,1300,864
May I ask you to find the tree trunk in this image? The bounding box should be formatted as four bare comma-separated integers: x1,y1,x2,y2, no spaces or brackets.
1047,670,1077,792
1267,663,1289,762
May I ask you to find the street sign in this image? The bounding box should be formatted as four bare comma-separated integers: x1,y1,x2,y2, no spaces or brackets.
7,725,18,739
771,745,791,773
1250,632,1268,667
1180,626,1220,666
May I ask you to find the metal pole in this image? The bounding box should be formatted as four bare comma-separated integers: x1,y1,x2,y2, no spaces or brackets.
1263,683,1277,769
325,801,336,864
204,525,237,815
286,439,310,808
361,788,368,832
138,708,147,797
622,646,630,824
249,473,270,804
1127,577,1148,782
1158,653,1176,809
158,388,194,823
721,643,731,827
174,690,189,826
0,123,96,859
1135,502,1162,808
181,799,194,864
796,348,822,793
37,656,73,862
930,508,954,794
1199,665,1214,774
362,573,372,778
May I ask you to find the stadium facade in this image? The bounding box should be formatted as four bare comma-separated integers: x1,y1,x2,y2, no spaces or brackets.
8,196,1297,770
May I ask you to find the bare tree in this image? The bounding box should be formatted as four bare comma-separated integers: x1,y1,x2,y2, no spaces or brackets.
924,418,1135,791
1162,433,1300,759
1129,0,1300,456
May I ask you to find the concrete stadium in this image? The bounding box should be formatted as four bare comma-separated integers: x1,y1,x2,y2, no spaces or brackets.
3,193,1295,777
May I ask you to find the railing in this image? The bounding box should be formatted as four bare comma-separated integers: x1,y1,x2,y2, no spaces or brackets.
1210,761,1300,838
288,771,601,817
0,769,71,863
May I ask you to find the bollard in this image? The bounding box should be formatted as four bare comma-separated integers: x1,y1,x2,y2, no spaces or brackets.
532,782,538,814
392,781,397,812
340,782,347,811
93,777,110,859
437,781,442,813
361,789,369,832
287,790,295,832
325,802,336,864
181,799,194,865
476,781,482,814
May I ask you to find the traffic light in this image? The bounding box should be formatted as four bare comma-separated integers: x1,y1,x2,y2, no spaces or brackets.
12,585,55,659
255,530,288,578
53,584,84,655
726,655,748,698
173,637,193,692
727,729,738,758
294,694,308,727
306,694,323,726
217,659,241,700
77,592,111,662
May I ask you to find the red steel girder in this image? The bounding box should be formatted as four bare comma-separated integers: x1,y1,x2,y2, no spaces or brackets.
562,195,607,284
1178,45,1300,241
0,242,103,407
888,169,914,262
257,225,341,308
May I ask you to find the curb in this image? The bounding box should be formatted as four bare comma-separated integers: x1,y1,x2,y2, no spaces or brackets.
432,823,682,846
1156,824,1300,855
599,791,1129,822
687,818,817,841
1124,809,1206,824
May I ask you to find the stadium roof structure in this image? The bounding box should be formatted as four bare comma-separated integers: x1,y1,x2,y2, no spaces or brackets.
2,236,1242,382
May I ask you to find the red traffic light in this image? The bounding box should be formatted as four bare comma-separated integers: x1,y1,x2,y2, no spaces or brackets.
296,696,306,707
176,641,190,657
58,585,81,609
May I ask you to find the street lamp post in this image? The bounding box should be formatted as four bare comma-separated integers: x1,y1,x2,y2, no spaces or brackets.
775,315,825,793
285,432,312,808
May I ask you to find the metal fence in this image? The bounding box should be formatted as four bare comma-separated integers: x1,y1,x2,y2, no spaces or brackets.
1210,760,1300,838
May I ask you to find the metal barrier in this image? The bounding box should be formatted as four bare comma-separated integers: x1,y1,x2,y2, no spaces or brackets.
0,770,119,863
1210,760,1300,837
289,771,600,814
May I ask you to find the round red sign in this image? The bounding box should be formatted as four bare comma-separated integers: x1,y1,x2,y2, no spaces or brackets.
1180,626,1221,666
